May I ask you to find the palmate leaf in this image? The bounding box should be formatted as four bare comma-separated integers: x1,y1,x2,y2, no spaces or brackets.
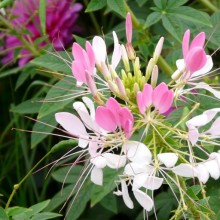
85,0,107,12
0,207,9,220
107,0,126,18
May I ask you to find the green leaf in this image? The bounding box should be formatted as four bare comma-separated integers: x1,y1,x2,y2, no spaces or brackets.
153,0,166,9
52,165,83,184
11,100,42,114
29,200,51,214
0,0,14,8
39,0,46,35
144,12,162,28
0,67,21,79
66,181,93,220
31,111,57,148
91,167,122,207
162,15,181,41
107,0,126,18
100,193,118,214
136,0,148,7
171,6,212,27
31,212,62,220
73,35,87,46
6,207,28,217
15,71,30,90
37,76,76,119
50,139,78,153
85,0,107,12
154,190,175,220
31,52,72,75
166,0,188,8
186,185,202,200
0,207,9,220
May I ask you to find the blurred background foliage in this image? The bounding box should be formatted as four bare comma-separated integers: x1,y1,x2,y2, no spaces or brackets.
1,0,220,219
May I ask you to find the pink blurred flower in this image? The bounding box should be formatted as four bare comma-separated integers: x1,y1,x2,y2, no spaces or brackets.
2,0,82,66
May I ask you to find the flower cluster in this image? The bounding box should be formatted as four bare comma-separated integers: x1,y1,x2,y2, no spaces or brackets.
54,12,220,218
2,0,82,66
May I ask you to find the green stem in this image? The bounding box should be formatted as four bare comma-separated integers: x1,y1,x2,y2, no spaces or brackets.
197,0,218,13
5,151,51,209
83,0,102,35
157,56,174,76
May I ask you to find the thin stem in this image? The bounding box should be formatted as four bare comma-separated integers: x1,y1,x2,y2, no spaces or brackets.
197,0,218,13
157,56,174,76
5,151,51,209
83,0,102,35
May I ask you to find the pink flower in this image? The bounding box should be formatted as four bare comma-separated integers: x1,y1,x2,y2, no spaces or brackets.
72,42,96,86
95,97,134,139
182,29,207,73
136,83,174,115
2,0,82,66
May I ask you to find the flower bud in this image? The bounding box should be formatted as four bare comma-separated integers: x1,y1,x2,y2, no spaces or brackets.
153,37,164,63
151,65,158,88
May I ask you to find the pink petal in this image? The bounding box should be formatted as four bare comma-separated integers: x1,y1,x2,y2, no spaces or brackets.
190,32,205,50
123,119,133,139
86,41,96,70
143,83,153,108
95,106,117,132
133,189,154,212
206,117,220,136
137,92,145,114
72,61,87,83
119,107,134,130
106,98,121,125
126,12,132,44
91,167,103,186
182,29,190,59
185,47,207,73
153,82,168,109
158,90,174,114
72,42,84,60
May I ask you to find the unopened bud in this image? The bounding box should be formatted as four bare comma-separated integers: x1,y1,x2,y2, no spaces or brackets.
115,77,127,99
151,65,158,88
134,83,140,95
100,62,111,80
153,37,164,63
108,80,118,94
145,58,154,82
85,71,97,97
126,43,136,60
109,64,118,79
121,45,130,72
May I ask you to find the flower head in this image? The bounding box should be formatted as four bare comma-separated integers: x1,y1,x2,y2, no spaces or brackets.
2,0,82,66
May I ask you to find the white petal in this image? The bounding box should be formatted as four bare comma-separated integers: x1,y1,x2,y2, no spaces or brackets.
157,153,178,168
206,117,220,136
121,180,134,209
92,36,107,66
103,153,126,169
196,164,209,184
133,189,154,212
55,112,88,137
82,97,95,119
204,160,220,180
172,164,197,178
78,137,89,148
123,141,152,164
112,31,122,69
188,129,199,146
133,173,148,190
91,167,103,185
124,162,150,176
143,176,163,190
91,155,107,169
176,59,185,70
